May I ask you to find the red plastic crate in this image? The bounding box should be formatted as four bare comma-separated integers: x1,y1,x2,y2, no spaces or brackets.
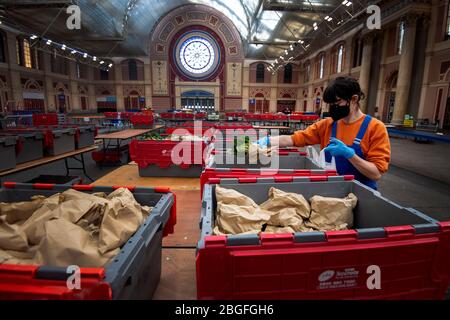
195,113,207,120
130,113,154,127
160,112,174,120
272,114,288,121
129,139,207,168
260,113,274,121
199,167,338,197
243,113,261,121
197,178,450,300
32,113,58,126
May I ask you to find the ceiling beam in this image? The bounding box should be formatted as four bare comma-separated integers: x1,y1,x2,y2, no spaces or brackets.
0,1,72,9
263,0,336,13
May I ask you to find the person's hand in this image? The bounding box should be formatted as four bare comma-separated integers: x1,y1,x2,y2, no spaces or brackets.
324,138,355,159
255,136,270,148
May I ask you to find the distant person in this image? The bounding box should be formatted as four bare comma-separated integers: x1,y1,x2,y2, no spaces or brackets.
257,76,391,190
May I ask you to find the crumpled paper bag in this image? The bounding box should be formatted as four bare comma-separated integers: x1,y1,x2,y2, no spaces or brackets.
0,188,153,268
215,186,258,208
214,187,270,235
260,187,311,231
0,215,28,251
215,203,270,235
306,193,358,231
98,188,151,254
34,218,119,268
0,195,46,224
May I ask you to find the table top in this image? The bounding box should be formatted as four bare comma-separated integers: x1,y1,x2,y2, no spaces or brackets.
93,164,200,190
0,145,98,177
95,125,164,140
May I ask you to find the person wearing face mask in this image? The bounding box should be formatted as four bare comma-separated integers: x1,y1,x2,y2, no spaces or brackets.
257,76,390,190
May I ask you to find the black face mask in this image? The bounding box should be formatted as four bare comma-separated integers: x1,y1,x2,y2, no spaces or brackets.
329,102,350,121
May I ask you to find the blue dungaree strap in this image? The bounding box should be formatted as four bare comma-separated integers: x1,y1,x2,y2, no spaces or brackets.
326,115,377,189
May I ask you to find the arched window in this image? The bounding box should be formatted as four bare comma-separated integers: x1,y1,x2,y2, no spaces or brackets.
318,53,325,79
0,32,6,63
304,62,311,83
23,39,32,68
284,64,293,83
336,44,344,73
397,20,405,55
129,60,138,80
256,63,265,83
352,38,363,68
446,1,450,40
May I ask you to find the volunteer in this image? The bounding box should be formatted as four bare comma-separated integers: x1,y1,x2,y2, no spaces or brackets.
258,76,390,190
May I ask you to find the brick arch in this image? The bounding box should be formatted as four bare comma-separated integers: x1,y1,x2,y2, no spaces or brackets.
24,79,42,91
150,4,244,60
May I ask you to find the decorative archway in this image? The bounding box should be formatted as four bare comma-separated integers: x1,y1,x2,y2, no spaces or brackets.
149,4,244,111
383,71,398,123
22,79,45,112
53,82,70,113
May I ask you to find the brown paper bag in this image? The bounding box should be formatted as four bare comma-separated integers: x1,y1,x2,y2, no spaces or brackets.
213,225,261,236
0,195,46,224
307,193,358,231
34,218,119,268
215,203,270,235
260,187,310,231
17,193,62,246
98,188,151,254
0,215,28,251
215,186,258,208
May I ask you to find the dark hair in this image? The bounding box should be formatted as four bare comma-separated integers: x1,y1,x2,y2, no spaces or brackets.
323,76,365,103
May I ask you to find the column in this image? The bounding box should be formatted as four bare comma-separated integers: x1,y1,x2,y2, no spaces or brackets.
391,14,418,125
41,52,55,112
418,13,434,120
114,64,124,111
68,61,80,112
307,84,314,111
359,34,374,112
87,66,96,111
375,30,390,119
270,71,277,112
144,62,152,108
242,62,250,110
6,33,23,106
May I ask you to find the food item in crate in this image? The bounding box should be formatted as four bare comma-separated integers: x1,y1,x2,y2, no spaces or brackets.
0,188,153,267
213,186,358,235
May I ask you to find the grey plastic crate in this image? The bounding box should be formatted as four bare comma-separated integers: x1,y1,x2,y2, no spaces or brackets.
0,136,17,171
199,177,439,249
47,128,76,156
0,132,44,164
0,184,175,300
207,151,320,170
76,125,95,149
138,163,203,177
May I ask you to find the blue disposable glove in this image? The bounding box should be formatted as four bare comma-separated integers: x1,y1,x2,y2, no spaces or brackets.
255,136,270,148
324,138,355,159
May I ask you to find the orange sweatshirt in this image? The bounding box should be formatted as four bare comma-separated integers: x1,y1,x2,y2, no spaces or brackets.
291,115,391,174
